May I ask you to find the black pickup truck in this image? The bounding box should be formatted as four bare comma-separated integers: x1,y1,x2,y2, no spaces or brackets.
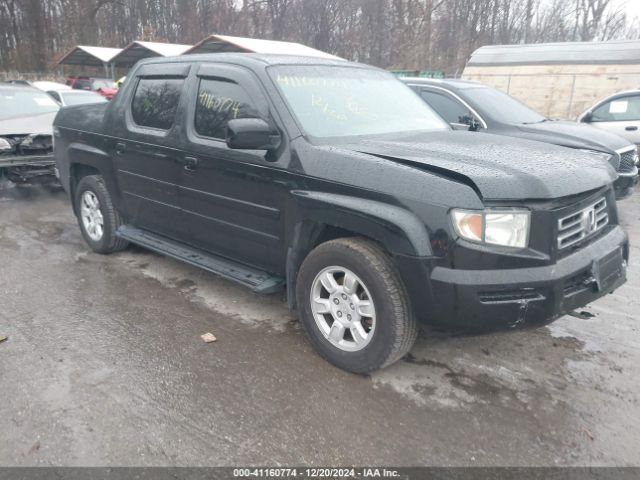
53,54,628,373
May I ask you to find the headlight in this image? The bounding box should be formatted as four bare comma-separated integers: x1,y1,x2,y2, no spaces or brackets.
0,137,12,152
451,209,530,248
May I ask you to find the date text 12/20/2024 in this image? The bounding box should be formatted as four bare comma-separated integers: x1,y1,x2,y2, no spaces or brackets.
233,468,401,478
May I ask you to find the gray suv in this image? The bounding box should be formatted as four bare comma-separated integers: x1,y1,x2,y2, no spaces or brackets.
403,78,639,200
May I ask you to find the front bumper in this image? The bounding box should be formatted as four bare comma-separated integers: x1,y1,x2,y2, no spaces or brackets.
423,226,628,331
0,154,55,169
0,154,56,183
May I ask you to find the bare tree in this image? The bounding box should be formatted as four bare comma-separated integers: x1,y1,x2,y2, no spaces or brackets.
0,0,638,75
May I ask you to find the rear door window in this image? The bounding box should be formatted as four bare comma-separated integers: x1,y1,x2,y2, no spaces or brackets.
48,91,61,103
194,78,261,139
131,77,185,130
421,90,473,125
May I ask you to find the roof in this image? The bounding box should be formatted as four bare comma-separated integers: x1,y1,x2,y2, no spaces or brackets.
31,81,71,91
401,77,484,89
184,34,342,60
467,40,640,67
0,83,39,92
57,46,122,66
111,41,192,67
141,52,353,69
55,89,100,94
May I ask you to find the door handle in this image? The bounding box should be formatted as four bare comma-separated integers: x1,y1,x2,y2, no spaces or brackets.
182,156,199,172
115,142,126,155
625,126,638,131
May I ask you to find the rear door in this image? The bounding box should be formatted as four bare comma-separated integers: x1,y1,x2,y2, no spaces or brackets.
111,62,191,240
177,63,288,273
590,94,640,146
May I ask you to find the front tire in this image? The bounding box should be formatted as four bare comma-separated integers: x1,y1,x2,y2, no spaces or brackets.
296,238,418,374
75,175,128,254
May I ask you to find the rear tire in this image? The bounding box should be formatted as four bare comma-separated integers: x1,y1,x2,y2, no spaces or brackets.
296,238,418,374
75,175,128,254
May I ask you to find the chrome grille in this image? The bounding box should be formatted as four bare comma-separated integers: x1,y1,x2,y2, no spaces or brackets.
557,198,608,249
618,148,638,173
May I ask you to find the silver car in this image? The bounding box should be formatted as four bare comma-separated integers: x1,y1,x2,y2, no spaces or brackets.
46,89,107,107
579,90,640,149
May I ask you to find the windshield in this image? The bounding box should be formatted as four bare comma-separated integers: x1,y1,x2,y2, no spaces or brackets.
0,89,59,119
92,79,116,90
462,87,546,124
62,91,107,106
270,66,448,139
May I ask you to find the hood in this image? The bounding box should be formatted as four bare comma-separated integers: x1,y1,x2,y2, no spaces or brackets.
514,120,632,153
337,131,615,201
0,111,57,136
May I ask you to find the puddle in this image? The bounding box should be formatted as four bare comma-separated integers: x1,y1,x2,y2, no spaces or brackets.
117,250,296,332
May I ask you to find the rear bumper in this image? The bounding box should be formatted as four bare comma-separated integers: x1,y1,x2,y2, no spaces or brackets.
415,226,628,331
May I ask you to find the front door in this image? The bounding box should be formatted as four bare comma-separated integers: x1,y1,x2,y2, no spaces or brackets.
177,64,288,273
112,63,191,240
589,93,640,146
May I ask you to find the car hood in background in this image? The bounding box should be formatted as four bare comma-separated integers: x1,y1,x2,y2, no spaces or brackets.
338,131,615,201
0,111,57,136
513,120,632,153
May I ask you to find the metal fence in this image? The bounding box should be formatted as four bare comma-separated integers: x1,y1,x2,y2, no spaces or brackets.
0,71,65,83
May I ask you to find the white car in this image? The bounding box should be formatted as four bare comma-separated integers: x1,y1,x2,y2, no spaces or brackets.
31,81,71,92
579,90,640,148
46,89,108,107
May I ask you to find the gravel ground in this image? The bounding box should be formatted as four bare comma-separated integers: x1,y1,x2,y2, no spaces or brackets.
0,182,638,466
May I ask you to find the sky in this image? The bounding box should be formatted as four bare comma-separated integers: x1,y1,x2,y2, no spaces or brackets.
613,0,640,20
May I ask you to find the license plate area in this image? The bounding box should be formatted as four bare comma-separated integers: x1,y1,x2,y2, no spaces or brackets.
563,247,625,297
595,246,625,292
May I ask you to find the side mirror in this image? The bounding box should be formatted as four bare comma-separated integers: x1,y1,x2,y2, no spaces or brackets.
226,118,281,151
581,112,593,123
459,115,481,132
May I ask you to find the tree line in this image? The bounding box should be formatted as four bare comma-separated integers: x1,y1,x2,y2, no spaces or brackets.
1,0,638,75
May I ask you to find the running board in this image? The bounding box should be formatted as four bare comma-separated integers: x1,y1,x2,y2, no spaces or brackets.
117,225,284,294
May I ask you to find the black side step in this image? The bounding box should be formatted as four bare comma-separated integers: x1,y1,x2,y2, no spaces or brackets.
117,225,284,294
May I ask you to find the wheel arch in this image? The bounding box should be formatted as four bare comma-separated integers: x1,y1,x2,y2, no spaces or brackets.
67,143,117,216
285,191,433,310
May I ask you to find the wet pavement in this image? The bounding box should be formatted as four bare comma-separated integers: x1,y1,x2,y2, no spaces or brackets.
0,182,639,466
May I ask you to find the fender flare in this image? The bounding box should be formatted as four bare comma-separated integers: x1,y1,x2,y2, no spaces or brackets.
67,142,119,214
68,142,111,170
285,191,433,309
